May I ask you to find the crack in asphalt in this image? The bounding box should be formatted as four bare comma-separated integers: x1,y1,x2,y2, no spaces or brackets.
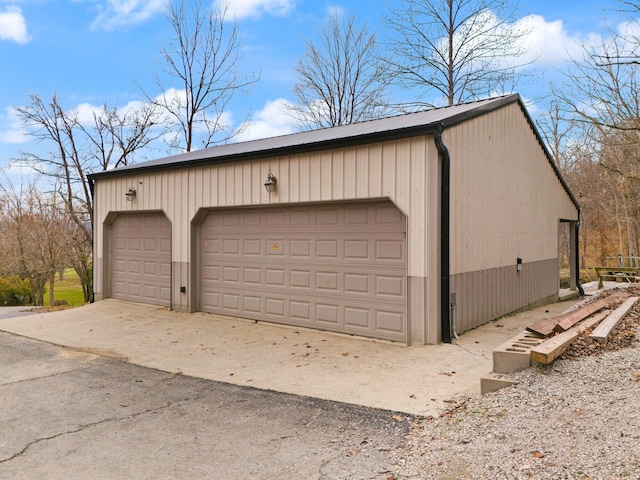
0,400,182,465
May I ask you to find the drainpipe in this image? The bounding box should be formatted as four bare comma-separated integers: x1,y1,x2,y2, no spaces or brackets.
89,178,96,303
575,216,584,296
434,123,452,344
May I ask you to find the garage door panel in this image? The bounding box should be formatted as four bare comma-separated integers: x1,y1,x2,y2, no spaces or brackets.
290,210,311,225
345,307,369,327
201,291,220,309
266,210,285,226
223,266,240,282
199,201,407,342
316,208,338,225
243,267,262,284
344,240,369,259
223,293,240,310
244,296,262,313
376,239,405,261
266,239,285,256
290,270,311,289
266,269,285,286
113,281,125,295
291,301,310,319
223,239,240,255
110,213,171,307
377,311,405,333
266,298,285,316
344,274,369,294
290,240,311,257
317,240,339,258
244,239,262,255
317,304,339,324
376,275,405,297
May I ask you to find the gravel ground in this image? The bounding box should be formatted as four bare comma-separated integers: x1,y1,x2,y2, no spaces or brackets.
390,291,640,480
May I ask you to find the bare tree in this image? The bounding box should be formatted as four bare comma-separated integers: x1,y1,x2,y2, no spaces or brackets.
151,0,258,152
536,99,577,170
556,30,639,137
0,182,72,306
545,0,640,269
14,94,161,301
620,0,640,13
289,13,390,130
384,0,530,108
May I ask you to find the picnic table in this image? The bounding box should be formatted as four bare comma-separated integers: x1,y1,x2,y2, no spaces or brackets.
594,266,640,289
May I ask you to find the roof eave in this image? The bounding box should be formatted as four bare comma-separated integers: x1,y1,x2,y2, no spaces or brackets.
88,95,521,181
88,123,443,181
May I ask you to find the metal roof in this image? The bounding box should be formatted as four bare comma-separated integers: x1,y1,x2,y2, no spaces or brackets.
87,92,579,211
89,94,519,178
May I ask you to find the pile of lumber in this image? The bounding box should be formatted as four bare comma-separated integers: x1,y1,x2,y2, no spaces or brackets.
525,292,638,365
482,291,638,394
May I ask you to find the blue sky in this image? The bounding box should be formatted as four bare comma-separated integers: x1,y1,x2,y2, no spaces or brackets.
0,0,636,170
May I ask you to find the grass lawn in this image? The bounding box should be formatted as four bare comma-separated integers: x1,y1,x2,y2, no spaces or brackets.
44,269,86,308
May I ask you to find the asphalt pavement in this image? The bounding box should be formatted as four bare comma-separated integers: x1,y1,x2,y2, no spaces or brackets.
0,331,411,480
0,296,586,416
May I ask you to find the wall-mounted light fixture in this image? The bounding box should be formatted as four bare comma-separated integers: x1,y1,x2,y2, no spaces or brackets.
264,172,277,193
516,257,522,272
125,187,137,201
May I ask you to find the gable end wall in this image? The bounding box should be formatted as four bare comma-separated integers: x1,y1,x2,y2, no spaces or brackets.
446,102,579,333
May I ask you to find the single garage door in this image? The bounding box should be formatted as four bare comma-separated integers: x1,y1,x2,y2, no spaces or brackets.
110,212,171,306
199,201,407,342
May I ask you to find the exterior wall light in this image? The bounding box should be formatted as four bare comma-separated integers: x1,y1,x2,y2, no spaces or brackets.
125,187,137,201
516,257,522,272
264,172,277,193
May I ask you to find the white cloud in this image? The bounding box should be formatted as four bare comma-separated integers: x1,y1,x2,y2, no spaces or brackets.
73,102,102,125
218,0,295,20
325,5,346,18
90,0,167,30
515,15,586,65
235,98,296,142
0,107,28,144
0,5,31,44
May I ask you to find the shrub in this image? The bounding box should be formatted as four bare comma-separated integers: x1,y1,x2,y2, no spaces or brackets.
0,276,32,306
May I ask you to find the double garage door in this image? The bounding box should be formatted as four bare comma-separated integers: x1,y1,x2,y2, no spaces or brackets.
199,201,408,342
109,202,407,342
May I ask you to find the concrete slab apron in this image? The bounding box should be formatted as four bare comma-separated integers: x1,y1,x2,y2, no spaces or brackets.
0,298,579,416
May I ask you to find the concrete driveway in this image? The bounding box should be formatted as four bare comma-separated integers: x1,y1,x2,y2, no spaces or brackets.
0,297,582,416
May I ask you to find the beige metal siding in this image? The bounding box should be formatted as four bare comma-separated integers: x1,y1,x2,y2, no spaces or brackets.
446,102,579,332
198,201,407,342
448,102,578,275
93,136,439,343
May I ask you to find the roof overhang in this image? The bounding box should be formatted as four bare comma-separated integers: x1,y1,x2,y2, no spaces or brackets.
87,93,579,213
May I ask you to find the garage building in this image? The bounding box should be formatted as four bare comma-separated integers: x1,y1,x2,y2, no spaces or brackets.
89,94,580,345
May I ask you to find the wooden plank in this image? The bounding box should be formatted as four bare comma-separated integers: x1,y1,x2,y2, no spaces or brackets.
589,296,639,344
525,317,560,337
554,292,628,332
530,311,609,364
525,292,627,337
